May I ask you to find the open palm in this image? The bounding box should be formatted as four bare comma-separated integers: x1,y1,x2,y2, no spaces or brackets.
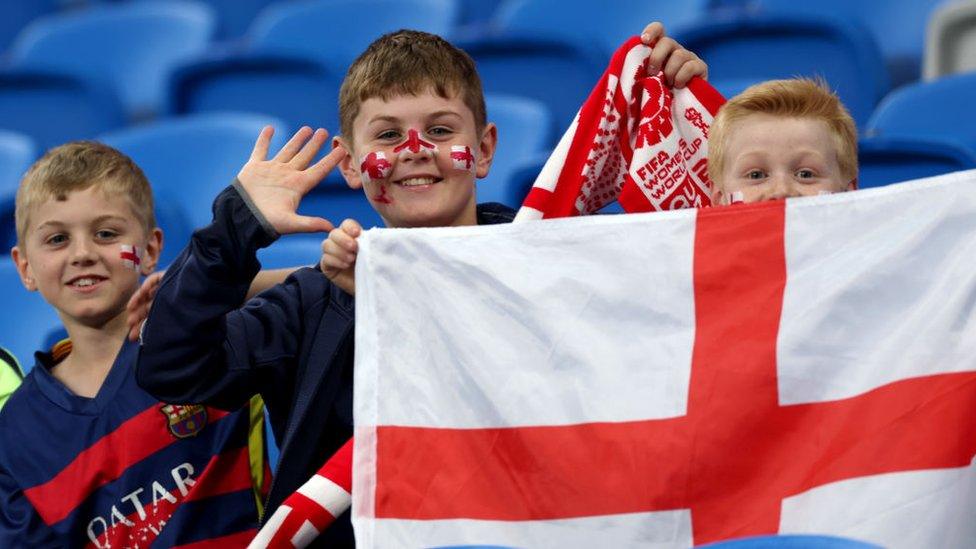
236,126,348,235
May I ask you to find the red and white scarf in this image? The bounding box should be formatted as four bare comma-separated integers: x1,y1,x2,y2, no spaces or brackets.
516,36,725,220
249,36,726,549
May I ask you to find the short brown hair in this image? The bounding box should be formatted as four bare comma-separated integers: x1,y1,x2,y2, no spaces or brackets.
708,78,858,185
16,141,155,245
338,29,486,140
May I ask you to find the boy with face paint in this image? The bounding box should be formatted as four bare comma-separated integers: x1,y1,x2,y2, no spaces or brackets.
0,142,267,546
135,23,706,546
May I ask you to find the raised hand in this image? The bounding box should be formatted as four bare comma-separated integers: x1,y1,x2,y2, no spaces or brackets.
319,218,362,296
126,271,164,341
237,126,348,235
641,21,708,88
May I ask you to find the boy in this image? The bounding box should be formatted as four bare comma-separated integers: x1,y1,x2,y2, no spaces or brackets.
0,142,267,547
706,78,858,206
136,26,705,546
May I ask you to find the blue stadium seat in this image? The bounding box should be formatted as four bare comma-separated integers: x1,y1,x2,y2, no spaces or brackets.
494,0,709,58
857,137,976,189
98,112,290,233
168,55,341,134
0,259,63,373
0,130,36,197
673,14,889,129
256,236,323,270
0,0,60,53
248,0,460,76
754,0,946,86
10,1,216,118
0,69,125,152
192,0,277,40
455,37,605,137
297,176,385,230
866,72,976,155
699,534,881,548
478,94,552,207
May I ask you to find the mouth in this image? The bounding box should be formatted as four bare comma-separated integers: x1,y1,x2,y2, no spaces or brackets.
393,176,443,188
66,275,108,290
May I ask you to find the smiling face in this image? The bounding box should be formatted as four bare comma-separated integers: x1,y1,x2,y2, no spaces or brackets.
712,114,855,205
11,185,161,331
337,90,496,228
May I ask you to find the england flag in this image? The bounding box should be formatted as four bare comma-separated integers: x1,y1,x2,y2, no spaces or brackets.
352,171,976,548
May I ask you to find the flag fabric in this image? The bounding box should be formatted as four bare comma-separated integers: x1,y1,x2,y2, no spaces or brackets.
515,36,725,221
352,170,976,548
248,439,353,548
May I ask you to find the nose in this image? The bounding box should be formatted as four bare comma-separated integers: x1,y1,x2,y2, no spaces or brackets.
763,174,801,201
393,129,437,163
69,238,97,266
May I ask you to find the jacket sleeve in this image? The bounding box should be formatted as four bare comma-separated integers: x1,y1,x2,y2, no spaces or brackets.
135,181,318,411
0,462,56,546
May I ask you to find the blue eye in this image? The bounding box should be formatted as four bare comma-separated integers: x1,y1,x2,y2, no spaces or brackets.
46,234,67,246
428,126,452,136
95,229,119,240
746,170,766,180
377,130,400,140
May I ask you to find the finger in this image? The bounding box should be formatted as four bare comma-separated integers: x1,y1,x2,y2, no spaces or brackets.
673,60,707,88
291,128,329,169
648,37,677,74
322,240,355,268
273,126,314,163
308,146,348,181
663,49,695,86
641,21,664,45
330,227,359,255
250,126,275,162
287,214,334,234
340,218,362,238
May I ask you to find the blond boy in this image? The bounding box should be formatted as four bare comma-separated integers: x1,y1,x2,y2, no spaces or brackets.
707,78,858,206
0,142,265,546
136,26,704,546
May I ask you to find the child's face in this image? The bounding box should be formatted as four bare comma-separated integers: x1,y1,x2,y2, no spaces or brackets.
337,90,496,228
713,114,855,205
11,186,162,331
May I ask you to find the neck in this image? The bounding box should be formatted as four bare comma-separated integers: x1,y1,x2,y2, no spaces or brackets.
53,312,128,398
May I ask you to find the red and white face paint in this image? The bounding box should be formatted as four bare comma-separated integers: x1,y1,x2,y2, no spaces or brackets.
449,145,476,173
393,129,438,158
120,244,144,272
729,191,745,205
360,151,392,184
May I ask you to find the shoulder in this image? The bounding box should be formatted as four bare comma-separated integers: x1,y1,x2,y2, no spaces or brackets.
477,202,517,225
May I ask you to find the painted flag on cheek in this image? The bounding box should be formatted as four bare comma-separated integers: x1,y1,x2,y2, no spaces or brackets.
352,170,976,548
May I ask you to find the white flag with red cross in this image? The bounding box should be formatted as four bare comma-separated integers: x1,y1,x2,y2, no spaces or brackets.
352,170,976,548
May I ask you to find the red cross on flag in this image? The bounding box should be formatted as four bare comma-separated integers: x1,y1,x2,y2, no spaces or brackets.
352,171,976,548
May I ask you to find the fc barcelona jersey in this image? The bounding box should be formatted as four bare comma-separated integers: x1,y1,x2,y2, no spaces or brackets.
0,339,268,547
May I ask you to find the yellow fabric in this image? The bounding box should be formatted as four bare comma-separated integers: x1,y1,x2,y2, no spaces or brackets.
247,394,269,519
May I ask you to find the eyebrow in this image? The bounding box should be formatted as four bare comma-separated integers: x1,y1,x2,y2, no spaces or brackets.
366,110,463,126
34,214,129,231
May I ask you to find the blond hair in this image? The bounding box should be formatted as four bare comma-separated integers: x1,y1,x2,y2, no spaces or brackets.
708,78,857,184
15,141,155,245
338,29,486,141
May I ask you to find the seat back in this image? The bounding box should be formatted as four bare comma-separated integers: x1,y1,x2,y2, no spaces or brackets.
11,1,216,117
923,1,976,80
674,15,889,128
169,55,341,133
478,94,552,207
248,0,459,75
857,137,976,189
0,70,125,152
0,259,63,372
496,0,708,57
866,72,976,154
0,130,36,197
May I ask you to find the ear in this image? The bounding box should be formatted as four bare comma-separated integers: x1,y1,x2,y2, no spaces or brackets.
711,185,726,206
140,228,163,276
475,122,498,179
334,137,363,190
10,246,37,291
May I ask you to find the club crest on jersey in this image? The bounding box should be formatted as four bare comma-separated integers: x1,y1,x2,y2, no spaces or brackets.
159,404,208,438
